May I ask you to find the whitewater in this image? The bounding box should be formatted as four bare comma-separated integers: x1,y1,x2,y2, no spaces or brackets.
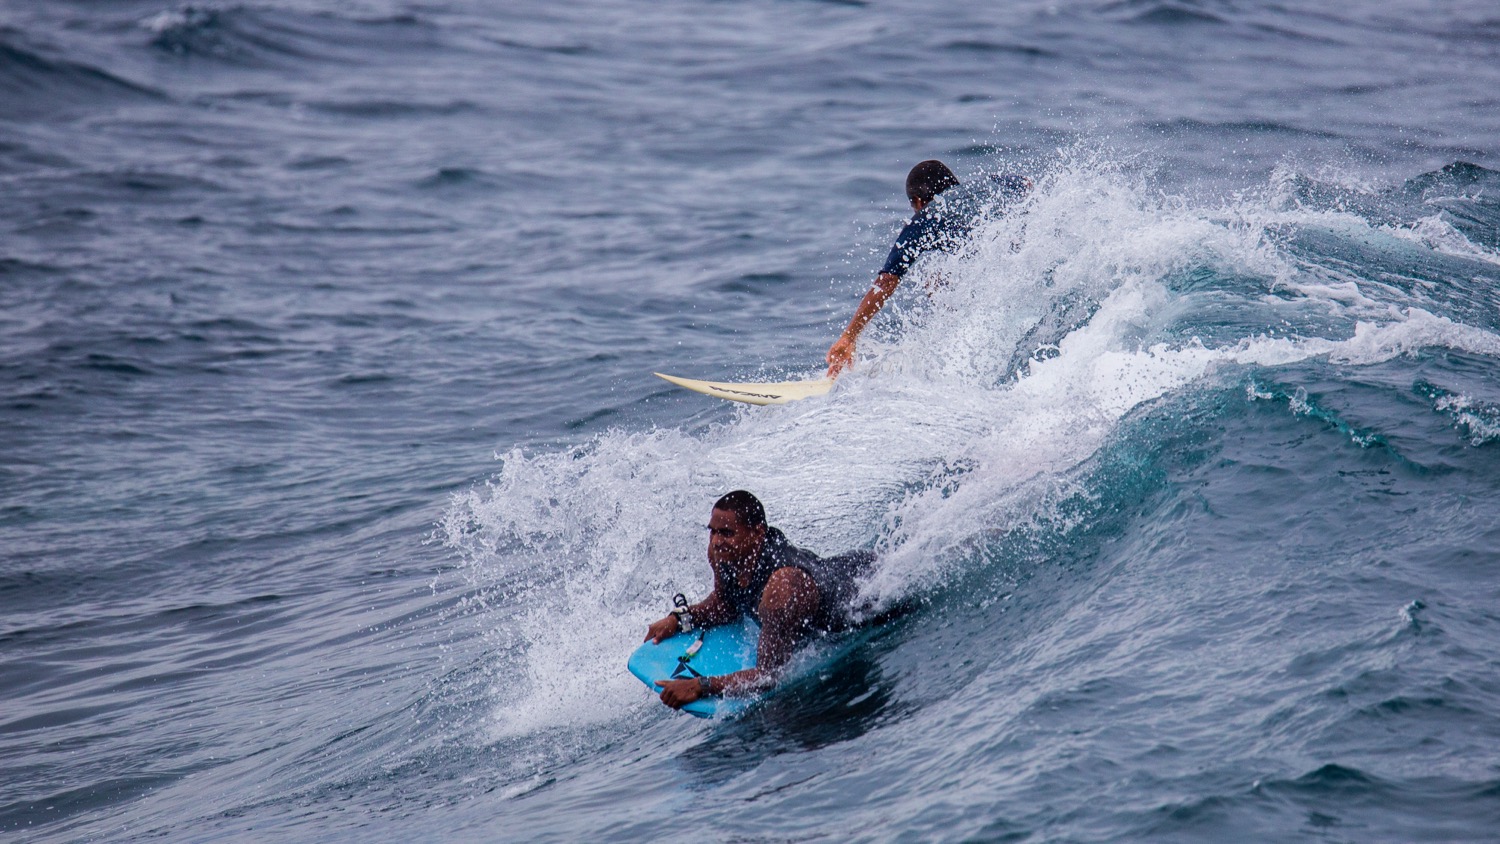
4,1,1500,841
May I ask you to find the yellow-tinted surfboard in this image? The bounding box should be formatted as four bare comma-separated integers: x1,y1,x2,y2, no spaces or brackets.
653,372,834,406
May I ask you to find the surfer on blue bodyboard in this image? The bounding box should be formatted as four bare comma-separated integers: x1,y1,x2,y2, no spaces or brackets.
636,490,875,715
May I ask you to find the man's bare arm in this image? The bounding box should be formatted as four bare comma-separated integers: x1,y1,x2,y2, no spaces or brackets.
644,589,735,643
826,272,902,377
654,567,820,707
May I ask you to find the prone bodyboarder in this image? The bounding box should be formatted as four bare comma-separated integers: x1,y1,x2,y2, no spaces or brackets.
645,490,874,710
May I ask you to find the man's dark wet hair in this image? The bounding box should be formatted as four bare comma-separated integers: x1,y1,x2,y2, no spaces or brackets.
906,159,960,204
714,490,766,529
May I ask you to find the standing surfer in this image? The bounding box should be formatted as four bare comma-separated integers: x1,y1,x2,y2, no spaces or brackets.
645,490,874,710
826,160,1031,376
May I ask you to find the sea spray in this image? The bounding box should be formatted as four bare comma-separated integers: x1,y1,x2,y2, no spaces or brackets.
442,153,1500,744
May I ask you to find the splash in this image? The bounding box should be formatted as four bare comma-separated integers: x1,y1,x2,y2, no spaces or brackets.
441,151,1500,734
1415,381,1500,446
1385,215,1500,266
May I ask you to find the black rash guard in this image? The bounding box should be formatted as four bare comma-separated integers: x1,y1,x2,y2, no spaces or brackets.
721,527,875,633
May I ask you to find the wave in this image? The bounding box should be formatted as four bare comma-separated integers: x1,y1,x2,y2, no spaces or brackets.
1396,162,1500,251
0,29,164,118
306,99,480,119
1100,0,1230,27
142,4,446,68
1415,380,1500,446
1143,117,1347,141
440,151,1500,740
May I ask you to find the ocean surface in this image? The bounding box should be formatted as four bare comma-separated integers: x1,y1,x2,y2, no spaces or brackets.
4,0,1500,841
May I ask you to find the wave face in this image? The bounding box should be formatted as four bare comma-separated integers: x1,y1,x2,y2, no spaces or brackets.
3,0,1500,841
440,154,1500,838
0,30,164,117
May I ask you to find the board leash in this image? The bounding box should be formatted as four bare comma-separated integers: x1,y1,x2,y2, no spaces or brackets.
668,593,708,679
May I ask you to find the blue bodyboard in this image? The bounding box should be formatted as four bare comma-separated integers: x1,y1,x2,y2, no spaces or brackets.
628,618,760,718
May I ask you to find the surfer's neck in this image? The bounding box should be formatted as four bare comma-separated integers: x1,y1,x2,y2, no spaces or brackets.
734,539,769,588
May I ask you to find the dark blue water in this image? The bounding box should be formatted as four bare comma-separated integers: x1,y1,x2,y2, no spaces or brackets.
4,1,1500,840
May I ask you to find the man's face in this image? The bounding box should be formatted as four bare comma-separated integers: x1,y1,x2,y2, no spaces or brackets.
707,507,765,572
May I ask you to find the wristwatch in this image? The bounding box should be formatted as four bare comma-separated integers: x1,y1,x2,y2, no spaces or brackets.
697,675,713,696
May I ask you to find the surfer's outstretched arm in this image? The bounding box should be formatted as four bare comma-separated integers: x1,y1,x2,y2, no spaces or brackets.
827,271,902,377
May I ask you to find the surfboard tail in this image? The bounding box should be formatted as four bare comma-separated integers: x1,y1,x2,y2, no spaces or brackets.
654,372,834,406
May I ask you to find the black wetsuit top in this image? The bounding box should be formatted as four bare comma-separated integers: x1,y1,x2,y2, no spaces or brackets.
721,527,875,633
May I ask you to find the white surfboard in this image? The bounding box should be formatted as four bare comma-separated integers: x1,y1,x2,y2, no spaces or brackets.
654,372,834,406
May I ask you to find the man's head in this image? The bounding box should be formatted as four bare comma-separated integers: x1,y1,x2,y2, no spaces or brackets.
906,160,960,209
708,490,767,570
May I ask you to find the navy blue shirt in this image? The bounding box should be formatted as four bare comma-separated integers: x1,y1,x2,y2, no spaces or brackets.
878,174,1028,279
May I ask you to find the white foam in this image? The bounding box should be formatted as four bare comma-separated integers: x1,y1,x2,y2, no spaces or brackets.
1433,391,1500,446
1383,214,1500,266
443,153,1500,734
